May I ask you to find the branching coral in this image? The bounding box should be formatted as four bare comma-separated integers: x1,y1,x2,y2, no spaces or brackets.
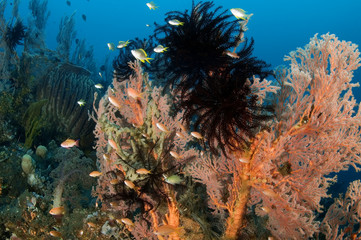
26,0,50,50
91,61,198,239
56,12,76,61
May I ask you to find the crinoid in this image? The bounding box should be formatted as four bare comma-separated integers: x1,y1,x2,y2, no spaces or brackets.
153,1,274,155
181,61,274,155
4,20,26,52
152,1,239,96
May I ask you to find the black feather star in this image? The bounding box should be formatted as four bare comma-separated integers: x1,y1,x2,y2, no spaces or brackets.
153,1,274,155
152,1,241,94
4,20,26,52
181,62,274,155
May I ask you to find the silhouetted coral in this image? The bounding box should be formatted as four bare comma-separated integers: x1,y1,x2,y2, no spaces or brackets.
152,1,239,94
153,1,274,155
181,68,274,155
4,20,26,52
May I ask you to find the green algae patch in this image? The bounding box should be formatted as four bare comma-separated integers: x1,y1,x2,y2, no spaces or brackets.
23,99,48,148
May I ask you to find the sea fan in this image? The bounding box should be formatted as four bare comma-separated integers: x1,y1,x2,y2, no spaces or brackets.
4,20,26,52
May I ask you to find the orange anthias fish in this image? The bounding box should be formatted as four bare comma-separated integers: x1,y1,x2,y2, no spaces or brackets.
49,230,62,237
49,206,65,215
136,168,151,174
191,131,203,139
61,139,79,148
108,96,122,108
108,139,119,151
154,224,182,236
89,171,102,177
120,218,134,227
156,122,169,133
127,88,144,100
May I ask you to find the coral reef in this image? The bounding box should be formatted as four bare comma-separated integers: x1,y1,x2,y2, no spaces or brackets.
91,61,202,239
1,1,361,239
188,33,361,239
0,140,97,239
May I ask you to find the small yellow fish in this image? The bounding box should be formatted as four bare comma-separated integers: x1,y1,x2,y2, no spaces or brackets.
131,49,153,63
146,1,158,10
164,174,182,185
89,171,102,177
77,99,86,106
154,45,168,53
117,40,131,49
99,72,103,78
107,42,115,51
94,83,103,89
168,19,184,26
49,206,65,215
61,138,79,148
230,8,253,20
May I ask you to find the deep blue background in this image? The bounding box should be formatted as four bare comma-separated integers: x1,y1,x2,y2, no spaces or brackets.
8,0,360,86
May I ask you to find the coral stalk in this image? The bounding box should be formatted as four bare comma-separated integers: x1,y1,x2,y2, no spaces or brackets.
223,175,250,239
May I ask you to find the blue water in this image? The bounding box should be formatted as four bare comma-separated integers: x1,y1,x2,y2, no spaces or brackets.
9,0,361,85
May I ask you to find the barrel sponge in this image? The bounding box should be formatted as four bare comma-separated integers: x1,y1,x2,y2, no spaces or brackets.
35,145,47,159
35,63,97,144
21,154,35,175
